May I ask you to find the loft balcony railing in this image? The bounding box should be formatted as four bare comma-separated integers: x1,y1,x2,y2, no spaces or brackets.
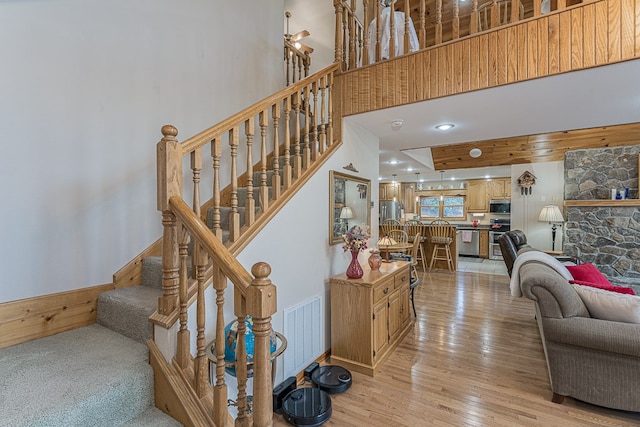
334,0,590,71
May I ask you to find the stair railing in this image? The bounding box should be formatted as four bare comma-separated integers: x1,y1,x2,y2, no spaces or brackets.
155,63,340,426
335,0,585,71
284,39,311,85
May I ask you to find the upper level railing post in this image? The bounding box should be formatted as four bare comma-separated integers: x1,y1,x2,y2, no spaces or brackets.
334,0,345,69
157,125,182,315
246,262,277,427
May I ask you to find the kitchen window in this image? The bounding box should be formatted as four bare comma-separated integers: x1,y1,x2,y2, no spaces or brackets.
419,196,465,220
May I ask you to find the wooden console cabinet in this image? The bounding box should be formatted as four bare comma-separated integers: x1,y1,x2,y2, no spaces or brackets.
330,261,412,376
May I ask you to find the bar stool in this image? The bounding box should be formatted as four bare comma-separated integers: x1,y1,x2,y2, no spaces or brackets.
405,220,427,271
428,219,455,272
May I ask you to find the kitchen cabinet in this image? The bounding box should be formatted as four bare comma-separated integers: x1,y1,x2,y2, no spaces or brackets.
488,178,511,199
379,183,399,201
479,229,489,259
330,262,412,376
467,179,488,212
402,184,415,214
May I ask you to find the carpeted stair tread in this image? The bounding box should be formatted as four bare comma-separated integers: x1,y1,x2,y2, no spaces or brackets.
0,324,171,427
96,286,161,343
140,256,163,289
121,407,183,426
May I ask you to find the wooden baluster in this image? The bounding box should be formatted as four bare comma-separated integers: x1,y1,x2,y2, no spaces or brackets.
235,311,249,425
259,110,270,211
303,53,310,78
362,0,370,65
533,0,542,16
297,55,303,82
327,72,334,147
190,149,201,278
375,0,382,62
229,127,240,242
404,0,411,54
419,0,426,48
389,0,396,59
349,1,356,69
157,125,181,315
490,0,499,28
176,225,190,369
453,0,460,39
248,263,277,427
334,0,344,69
303,85,311,170
292,92,302,179
470,0,479,34
245,118,255,227
272,104,281,200
435,0,443,45
557,0,566,10
511,0,520,22
284,45,291,86
210,137,222,240
342,5,349,66
311,80,318,162
212,266,229,426
282,96,292,190
319,75,327,155
193,241,209,397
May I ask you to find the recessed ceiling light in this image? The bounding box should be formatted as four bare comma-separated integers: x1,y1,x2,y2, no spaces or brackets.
469,148,482,158
435,123,455,131
389,160,398,165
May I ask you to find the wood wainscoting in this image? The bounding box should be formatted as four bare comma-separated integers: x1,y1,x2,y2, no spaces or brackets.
0,283,114,349
336,0,640,116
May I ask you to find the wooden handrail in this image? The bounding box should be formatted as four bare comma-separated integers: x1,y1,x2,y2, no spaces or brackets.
169,197,252,294
180,63,339,155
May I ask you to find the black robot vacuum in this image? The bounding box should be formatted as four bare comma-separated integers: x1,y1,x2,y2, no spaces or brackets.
278,365,352,427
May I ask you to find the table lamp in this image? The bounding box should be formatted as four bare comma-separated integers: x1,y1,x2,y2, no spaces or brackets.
377,235,397,261
539,205,564,251
340,206,353,230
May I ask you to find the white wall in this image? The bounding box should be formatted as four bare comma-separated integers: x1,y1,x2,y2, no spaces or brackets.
510,161,565,251
0,0,284,303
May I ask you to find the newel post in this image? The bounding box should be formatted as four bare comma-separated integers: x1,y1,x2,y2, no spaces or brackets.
247,262,277,427
334,0,345,70
157,125,182,315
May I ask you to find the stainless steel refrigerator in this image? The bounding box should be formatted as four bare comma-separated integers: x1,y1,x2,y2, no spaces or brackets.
379,201,402,222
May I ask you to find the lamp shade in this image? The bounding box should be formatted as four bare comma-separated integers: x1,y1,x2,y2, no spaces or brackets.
340,206,353,219
539,205,564,223
377,235,397,247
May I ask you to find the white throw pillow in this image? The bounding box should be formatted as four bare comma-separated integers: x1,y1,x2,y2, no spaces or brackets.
571,284,640,324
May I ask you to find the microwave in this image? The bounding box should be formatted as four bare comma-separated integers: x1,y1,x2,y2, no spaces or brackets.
489,200,511,214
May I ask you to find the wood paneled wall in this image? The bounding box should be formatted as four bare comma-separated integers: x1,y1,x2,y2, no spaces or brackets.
336,0,640,116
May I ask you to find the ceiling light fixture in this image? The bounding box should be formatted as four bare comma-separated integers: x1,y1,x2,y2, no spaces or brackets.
391,119,404,130
469,148,482,158
435,123,455,131
439,171,445,202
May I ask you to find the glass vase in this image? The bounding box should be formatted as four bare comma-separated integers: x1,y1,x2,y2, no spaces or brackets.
346,250,364,279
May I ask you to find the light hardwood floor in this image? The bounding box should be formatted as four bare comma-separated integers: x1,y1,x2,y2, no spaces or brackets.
275,267,640,426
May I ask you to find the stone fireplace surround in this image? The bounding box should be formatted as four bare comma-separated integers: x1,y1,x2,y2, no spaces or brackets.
564,145,640,288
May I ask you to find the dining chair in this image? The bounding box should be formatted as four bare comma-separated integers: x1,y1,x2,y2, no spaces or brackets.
428,219,455,272
408,233,422,316
387,229,409,259
405,220,427,271
380,218,402,236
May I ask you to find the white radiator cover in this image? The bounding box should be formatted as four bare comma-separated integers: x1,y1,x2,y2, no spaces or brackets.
282,296,323,378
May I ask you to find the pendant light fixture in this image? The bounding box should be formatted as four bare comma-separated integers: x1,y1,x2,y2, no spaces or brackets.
439,171,445,202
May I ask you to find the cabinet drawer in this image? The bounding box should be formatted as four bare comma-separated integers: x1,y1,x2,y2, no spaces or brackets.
394,269,410,290
373,277,394,303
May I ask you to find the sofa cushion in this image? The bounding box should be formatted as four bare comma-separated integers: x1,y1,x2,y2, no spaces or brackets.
570,280,636,295
571,284,640,323
566,263,612,286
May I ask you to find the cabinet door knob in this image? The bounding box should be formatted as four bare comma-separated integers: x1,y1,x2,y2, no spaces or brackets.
384,287,389,294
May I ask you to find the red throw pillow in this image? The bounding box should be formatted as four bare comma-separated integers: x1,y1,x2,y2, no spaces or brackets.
569,279,636,295
566,263,612,286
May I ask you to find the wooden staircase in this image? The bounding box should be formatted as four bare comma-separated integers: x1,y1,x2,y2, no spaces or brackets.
145,63,341,426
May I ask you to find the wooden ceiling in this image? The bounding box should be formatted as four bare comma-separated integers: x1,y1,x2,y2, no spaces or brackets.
429,122,640,170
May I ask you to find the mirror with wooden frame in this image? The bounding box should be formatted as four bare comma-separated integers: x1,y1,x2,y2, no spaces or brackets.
329,171,371,244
